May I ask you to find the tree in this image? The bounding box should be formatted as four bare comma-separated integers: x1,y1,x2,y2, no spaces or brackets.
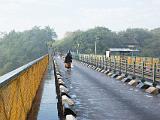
53,26,160,58
0,26,57,76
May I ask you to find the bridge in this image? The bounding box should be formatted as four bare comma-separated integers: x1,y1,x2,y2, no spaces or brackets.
0,53,160,120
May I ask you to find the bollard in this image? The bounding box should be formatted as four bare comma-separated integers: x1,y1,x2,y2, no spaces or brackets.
62,95,75,106
60,85,69,93
53,60,64,120
63,103,77,119
61,92,71,98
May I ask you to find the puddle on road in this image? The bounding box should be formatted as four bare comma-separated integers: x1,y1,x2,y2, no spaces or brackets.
145,94,153,98
134,89,139,92
129,88,134,91
71,94,77,98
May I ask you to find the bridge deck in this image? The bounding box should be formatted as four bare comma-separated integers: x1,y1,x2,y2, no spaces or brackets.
56,56,160,120
27,65,58,120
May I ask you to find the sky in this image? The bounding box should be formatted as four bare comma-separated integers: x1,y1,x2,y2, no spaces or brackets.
0,0,160,38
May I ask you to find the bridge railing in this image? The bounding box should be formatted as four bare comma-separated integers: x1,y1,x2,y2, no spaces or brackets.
77,54,160,85
0,55,48,120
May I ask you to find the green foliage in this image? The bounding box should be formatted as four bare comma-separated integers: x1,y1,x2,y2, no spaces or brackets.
141,29,160,57
53,27,160,58
0,26,57,76
53,27,120,54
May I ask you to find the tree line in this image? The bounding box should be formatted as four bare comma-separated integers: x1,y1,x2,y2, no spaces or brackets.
0,26,57,76
0,26,159,76
53,27,160,58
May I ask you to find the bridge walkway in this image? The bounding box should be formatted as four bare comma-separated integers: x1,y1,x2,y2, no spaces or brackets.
56,56,160,120
27,64,58,120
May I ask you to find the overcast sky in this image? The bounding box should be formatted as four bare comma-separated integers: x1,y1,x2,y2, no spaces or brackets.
0,0,160,38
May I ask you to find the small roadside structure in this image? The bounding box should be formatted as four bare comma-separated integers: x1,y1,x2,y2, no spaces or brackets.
106,48,139,57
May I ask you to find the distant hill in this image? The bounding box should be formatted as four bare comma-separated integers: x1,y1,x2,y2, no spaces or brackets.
53,27,160,57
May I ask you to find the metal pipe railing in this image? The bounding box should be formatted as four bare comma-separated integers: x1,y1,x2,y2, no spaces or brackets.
77,54,160,84
0,54,49,120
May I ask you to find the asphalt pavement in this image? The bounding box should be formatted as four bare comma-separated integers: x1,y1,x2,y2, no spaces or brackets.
56,56,160,120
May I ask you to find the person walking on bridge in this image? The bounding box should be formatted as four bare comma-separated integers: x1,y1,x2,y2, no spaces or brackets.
64,50,72,69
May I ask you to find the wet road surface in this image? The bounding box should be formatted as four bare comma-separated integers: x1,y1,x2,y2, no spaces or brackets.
56,56,160,120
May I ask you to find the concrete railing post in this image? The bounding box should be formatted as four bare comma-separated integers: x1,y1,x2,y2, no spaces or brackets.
105,57,108,70
152,63,157,87
119,57,121,73
96,57,98,67
114,56,116,73
141,62,145,82
133,61,136,77
100,57,102,68
103,56,105,69
110,57,112,70
125,59,128,75
87,56,89,64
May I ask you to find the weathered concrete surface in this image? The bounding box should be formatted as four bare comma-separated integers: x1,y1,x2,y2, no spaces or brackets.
56,57,160,120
